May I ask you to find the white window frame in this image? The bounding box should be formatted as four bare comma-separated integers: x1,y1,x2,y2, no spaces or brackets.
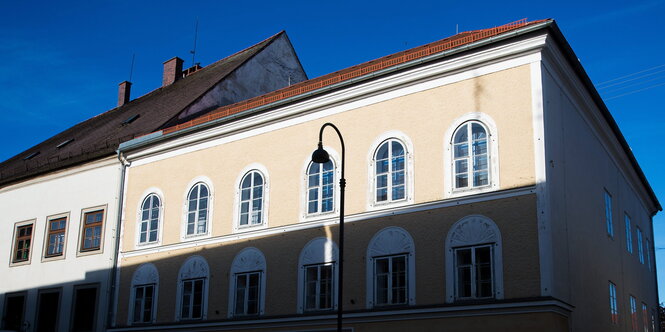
138,194,162,245
625,213,633,254
233,271,262,316
135,188,164,248
365,227,415,308
233,164,270,233
175,256,209,321
604,190,614,238
373,254,409,306
443,113,499,198
228,247,267,317
128,263,159,325
453,244,495,299
297,237,339,313
367,131,414,210
445,215,503,302
301,148,341,222
42,212,70,262
609,281,618,324
181,177,214,241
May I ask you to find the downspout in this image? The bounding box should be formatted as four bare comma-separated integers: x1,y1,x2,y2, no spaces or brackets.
107,151,130,328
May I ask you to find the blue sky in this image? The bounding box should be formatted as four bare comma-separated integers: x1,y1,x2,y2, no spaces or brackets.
1,0,664,299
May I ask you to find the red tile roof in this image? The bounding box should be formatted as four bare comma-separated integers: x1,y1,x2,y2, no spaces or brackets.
162,18,548,136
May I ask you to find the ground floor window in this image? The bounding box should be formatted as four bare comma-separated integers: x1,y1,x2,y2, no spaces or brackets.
180,279,204,320
374,254,408,306
36,289,60,332
133,284,155,323
304,263,334,311
2,292,26,331
454,244,493,299
71,285,98,332
234,272,261,316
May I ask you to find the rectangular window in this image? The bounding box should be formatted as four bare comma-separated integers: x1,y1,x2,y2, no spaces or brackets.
2,292,26,331
609,282,618,324
605,191,614,237
625,214,633,253
12,223,33,263
652,309,656,332
646,239,652,270
45,217,67,257
304,263,334,311
133,284,155,323
374,254,407,306
455,245,493,299
71,285,98,332
642,303,648,332
234,272,261,316
36,289,61,332
180,279,204,320
81,210,104,251
630,296,638,331
637,228,644,264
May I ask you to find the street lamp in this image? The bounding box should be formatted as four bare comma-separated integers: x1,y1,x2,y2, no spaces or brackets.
311,123,345,332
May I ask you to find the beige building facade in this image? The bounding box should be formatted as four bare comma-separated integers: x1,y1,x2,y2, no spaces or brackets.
110,20,660,332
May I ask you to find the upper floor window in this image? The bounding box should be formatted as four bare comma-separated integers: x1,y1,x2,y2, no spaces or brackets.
604,190,614,237
140,194,161,244
45,216,67,258
81,210,104,251
12,223,33,263
637,227,644,264
642,302,648,332
177,256,209,321
646,239,652,270
298,237,338,313
445,215,504,302
129,263,159,325
307,161,335,215
228,248,266,317
239,171,265,227
186,183,209,236
625,214,633,253
452,121,490,189
374,139,406,203
609,281,618,324
366,227,415,308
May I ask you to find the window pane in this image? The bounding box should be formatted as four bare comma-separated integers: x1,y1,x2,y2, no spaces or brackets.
391,141,404,157
253,172,263,186
377,143,389,159
454,143,468,158
456,174,468,188
471,123,486,140
454,124,468,143
455,160,468,174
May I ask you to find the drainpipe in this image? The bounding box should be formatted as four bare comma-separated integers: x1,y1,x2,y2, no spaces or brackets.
107,151,130,328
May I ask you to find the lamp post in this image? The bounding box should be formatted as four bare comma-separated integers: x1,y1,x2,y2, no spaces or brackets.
311,123,345,332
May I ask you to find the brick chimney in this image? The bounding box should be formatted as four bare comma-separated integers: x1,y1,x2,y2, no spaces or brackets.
117,81,132,107
162,57,184,86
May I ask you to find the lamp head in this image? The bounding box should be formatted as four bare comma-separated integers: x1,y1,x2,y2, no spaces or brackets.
311,142,330,164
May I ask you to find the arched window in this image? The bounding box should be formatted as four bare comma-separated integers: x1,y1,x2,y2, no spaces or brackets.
444,215,503,302
186,183,209,236
365,227,416,308
128,263,159,325
374,139,406,203
452,121,490,189
307,161,335,215
139,194,161,244
228,248,267,317
297,237,338,313
239,171,265,227
176,256,209,321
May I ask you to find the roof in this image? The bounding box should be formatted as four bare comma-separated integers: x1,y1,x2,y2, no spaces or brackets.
123,19,661,213
0,31,286,187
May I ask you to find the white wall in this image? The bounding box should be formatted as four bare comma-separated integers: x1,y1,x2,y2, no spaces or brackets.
0,157,121,332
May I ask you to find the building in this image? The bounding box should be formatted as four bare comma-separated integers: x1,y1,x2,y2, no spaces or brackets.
109,19,661,332
0,32,306,332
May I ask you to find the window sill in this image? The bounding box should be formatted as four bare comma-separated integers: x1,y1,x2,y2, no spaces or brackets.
9,259,31,267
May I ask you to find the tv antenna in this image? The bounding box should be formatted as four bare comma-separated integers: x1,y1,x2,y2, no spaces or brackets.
128,53,135,82
190,17,199,67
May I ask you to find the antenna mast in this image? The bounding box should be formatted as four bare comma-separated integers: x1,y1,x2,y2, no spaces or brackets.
128,53,135,82
190,17,199,67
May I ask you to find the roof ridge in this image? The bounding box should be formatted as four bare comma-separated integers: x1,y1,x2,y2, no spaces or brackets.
162,19,548,135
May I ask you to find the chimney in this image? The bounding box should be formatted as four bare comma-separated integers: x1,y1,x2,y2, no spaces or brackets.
162,57,184,86
117,81,132,107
